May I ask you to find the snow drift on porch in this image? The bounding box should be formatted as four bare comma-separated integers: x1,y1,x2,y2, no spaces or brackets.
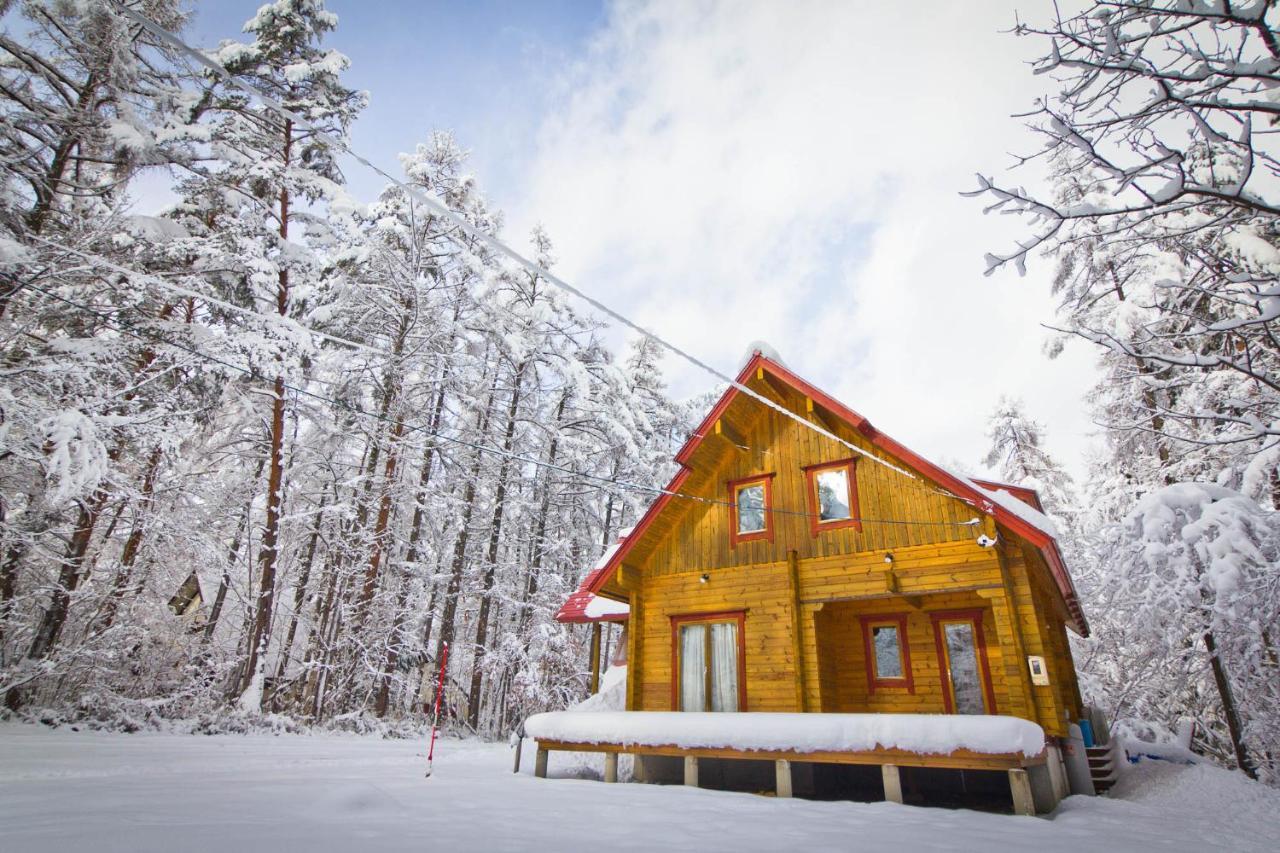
525,711,1045,758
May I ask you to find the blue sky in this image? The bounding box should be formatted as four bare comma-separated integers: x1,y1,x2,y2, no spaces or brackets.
189,1,604,201
164,2,1102,478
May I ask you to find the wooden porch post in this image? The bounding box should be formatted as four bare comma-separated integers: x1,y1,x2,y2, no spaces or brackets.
535,746,548,779
1009,768,1035,816
881,764,903,804
775,759,793,798
683,756,699,787
589,622,602,694
787,550,807,711
604,752,618,783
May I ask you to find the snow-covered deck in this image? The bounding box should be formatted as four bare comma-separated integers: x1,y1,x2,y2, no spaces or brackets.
525,711,1045,768
525,711,1057,813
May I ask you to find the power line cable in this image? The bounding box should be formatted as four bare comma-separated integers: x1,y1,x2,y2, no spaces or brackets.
107,0,921,483
14,277,978,530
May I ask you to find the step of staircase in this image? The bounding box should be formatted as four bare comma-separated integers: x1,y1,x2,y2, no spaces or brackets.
1086,743,1121,793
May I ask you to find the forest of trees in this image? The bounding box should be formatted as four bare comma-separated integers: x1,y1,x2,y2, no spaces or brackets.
0,0,692,736
1,0,1276,789
974,2,1280,783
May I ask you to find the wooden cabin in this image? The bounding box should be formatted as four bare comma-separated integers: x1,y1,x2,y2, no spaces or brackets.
539,351,1091,813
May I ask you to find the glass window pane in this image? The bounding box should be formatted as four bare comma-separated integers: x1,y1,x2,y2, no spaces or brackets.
873,625,903,679
944,622,985,714
709,622,739,712
816,468,851,521
736,484,766,533
680,624,706,711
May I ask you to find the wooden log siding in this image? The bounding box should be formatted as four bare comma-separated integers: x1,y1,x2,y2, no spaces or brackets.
628,543,1075,736
616,366,1084,740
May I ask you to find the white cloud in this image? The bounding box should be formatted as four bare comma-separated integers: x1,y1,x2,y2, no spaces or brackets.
509,0,1101,478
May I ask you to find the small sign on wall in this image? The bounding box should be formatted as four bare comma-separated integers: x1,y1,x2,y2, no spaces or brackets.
1028,655,1050,686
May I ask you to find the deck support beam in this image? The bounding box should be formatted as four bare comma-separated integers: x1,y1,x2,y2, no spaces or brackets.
684,756,699,787
1009,768,1035,816
604,752,618,783
534,747,548,779
881,764,903,804
775,760,793,798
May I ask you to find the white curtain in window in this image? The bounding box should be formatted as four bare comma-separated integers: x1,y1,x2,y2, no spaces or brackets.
710,622,739,712
680,624,706,711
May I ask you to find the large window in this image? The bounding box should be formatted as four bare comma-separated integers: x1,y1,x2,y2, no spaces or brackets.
930,610,996,715
727,474,774,547
859,614,914,693
671,612,746,711
804,459,860,535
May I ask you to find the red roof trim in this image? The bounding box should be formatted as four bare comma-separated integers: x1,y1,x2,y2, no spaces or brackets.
575,352,1088,636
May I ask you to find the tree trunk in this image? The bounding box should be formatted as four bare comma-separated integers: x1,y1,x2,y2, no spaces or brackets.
373,385,449,718
466,360,528,728
96,447,165,631
1203,629,1257,779
204,457,265,643
432,375,498,687
274,488,328,684
356,308,413,619
27,489,109,661
239,119,293,705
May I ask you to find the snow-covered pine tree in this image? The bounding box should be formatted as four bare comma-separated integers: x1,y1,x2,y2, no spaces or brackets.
194,0,365,709
982,396,1078,530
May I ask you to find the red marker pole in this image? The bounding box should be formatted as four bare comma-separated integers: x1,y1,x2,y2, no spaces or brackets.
426,642,449,778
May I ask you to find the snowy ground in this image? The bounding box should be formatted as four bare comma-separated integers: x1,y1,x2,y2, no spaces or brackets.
1,723,1277,852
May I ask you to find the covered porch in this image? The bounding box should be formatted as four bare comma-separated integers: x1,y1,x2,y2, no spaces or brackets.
523,711,1069,815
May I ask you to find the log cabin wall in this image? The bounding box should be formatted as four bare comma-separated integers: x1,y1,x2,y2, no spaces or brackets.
618,371,1083,739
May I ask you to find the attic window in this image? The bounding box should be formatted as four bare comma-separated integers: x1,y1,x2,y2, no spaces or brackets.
804,459,861,535
728,474,774,547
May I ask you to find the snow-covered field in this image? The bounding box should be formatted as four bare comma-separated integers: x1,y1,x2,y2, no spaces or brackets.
1,723,1277,852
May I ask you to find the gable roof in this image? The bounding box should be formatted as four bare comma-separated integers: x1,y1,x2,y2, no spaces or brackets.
559,351,1088,636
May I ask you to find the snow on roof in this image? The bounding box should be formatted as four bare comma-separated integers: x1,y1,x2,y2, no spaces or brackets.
525,711,1046,758
583,596,630,620
556,530,634,623
740,340,788,369
975,482,1061,539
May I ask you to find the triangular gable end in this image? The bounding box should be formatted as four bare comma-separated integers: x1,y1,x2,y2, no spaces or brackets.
574,351,1088,636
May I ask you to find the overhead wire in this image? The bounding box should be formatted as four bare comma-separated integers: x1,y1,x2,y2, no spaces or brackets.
107,0,921,483
14,277,979,530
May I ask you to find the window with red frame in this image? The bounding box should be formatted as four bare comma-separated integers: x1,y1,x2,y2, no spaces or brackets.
728,474,774,546
859,614,914,693
804,459,860,536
